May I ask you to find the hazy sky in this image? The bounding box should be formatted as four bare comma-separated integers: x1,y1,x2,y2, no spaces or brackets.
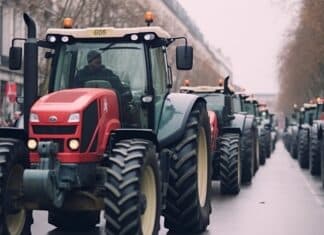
177,0,299,93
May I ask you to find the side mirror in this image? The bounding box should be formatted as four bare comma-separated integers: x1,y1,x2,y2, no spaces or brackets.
176,45,193,70
9,47,22,70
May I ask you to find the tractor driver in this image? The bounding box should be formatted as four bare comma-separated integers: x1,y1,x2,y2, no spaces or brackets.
75,50,125,93
75,50,135,125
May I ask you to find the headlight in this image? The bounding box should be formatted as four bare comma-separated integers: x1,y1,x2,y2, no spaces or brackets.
30,113,39,122
68,113,80,123
68,139,80,150
47,35,57,43
27,139,38,150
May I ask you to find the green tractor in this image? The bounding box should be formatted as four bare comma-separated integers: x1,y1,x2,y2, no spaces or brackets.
284,104,300,159
232,93,259,183
180,77,249,194
308,99,324,175
297,103,317,169
242,97,262,172
0,13,212,235
257,104,272,164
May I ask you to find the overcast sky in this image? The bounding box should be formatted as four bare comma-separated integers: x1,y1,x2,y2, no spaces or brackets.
177,0,299,93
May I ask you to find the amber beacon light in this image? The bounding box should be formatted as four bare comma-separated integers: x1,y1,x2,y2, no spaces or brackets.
63,17,73,28
144,11,154,26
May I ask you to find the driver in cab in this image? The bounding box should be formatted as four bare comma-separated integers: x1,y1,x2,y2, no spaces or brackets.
75,50,125,93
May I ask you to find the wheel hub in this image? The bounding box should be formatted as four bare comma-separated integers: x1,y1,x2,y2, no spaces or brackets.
140,193,147,214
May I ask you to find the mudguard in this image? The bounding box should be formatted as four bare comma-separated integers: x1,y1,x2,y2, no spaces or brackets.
157,93,205,148
0,127,27,140
243,114,256,132
109,128,158,150
222,113,246,135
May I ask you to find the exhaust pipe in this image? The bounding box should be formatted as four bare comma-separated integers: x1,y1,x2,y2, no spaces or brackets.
23,13,38,134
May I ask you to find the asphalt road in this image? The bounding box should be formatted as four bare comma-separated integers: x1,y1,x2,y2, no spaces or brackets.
31,141,324,235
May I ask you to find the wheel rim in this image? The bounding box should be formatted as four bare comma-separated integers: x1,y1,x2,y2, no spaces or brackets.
5,165,26,235
140,165,157,235
197,127,208,207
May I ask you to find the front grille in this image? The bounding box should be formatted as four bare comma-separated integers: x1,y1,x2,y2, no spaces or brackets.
33,125,77,135
40,139,65,152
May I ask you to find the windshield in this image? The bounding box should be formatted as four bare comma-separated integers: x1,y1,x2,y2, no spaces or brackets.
244,102,255,115
233,97,242,112
203,94,224,111
53,42,146,94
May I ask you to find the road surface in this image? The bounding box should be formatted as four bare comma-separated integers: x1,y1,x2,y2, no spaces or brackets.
31,141,324,235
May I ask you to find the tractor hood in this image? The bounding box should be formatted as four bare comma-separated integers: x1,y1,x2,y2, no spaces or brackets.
30,88,114,124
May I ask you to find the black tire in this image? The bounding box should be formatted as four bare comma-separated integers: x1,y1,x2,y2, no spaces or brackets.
241,127,254,184
48,210,99,231
265,129,271,158
309,128,321,176
104,139,161,235
259,129,267,165
298,128,309,169
164,102,212,233
219,133,241,195
0,138,33,235
290,133,298,159
254,133,260,175
321,137,324,188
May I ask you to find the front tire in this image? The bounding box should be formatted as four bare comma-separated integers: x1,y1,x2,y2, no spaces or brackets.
164,102,212,233
0,138,33,235
309,128,321,175
298,129,309,169
241,127,255,184
259,129,267,165
104,139,161,235
219,133,241,195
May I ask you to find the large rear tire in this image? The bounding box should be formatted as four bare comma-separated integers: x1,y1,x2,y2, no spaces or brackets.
298,129,309,169
104,139,161,235
321,137,324,188
164,102,212,233
309,128,321,176
219,133,241,195
0,138,33,235
254,133,260,174
241,127,255,184
259,129,267,165
290,132,298,159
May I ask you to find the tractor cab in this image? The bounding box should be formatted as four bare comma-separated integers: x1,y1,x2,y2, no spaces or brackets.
10,14,193,133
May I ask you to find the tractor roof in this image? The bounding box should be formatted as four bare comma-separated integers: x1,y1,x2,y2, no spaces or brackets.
179,86,224,94
303,103,317,109
46,26,171,39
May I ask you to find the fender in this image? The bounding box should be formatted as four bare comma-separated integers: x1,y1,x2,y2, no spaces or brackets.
243,114,256,132
0,127,27,140
108,128,158,151
157,93,205,148
222,113,246,135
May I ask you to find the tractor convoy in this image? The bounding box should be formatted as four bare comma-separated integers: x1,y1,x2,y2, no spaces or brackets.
0,12,276,235
283,98,324,189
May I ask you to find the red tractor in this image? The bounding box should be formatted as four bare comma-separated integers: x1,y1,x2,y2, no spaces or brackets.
0,13,212,235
